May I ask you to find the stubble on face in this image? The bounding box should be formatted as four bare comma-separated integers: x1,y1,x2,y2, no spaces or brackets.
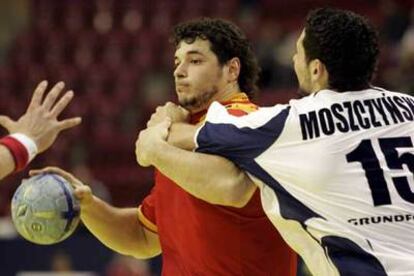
178,85,219,112
174,38,226,113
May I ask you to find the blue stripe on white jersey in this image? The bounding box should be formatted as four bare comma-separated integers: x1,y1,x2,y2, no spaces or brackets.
195,88,414,276
196,104,290,162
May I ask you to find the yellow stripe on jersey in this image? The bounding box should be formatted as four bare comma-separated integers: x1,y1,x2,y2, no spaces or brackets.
137,206,158,233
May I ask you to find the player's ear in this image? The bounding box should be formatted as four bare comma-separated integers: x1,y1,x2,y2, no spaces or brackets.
226,57,241,82
310,59,328,83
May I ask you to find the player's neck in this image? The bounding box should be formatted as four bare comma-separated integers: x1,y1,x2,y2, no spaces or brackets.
213,83,242,103
310,65,329,93
311,81,329,94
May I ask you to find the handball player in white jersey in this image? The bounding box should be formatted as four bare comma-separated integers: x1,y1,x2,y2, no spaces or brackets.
136,8,414,276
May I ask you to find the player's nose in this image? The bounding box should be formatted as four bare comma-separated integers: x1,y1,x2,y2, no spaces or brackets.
174,63,187,79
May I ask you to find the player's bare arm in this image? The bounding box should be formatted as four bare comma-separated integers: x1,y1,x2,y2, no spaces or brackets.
136,119,256,207
30,167,161,259
0,81,81,180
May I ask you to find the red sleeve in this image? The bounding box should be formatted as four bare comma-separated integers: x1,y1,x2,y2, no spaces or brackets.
138,172,158,233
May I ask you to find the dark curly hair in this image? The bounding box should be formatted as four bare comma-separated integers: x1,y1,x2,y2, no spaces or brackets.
303,8,380,92
171,18,260,99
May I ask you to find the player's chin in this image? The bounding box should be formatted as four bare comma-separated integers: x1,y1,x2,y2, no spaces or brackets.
178,96,195,108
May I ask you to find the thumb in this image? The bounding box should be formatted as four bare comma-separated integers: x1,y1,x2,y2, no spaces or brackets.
0,115,14,132
74,186,90,198
74,189,85,199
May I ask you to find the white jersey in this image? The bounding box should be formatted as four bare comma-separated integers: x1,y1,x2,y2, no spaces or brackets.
194,88,414,276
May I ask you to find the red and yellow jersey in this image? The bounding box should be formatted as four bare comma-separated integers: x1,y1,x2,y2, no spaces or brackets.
138,93,297,276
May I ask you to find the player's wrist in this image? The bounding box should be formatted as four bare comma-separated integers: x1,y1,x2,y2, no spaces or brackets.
0,133,38,172
10,134,38,161
151,141,170,166
80,196,94,211
80,195,103,218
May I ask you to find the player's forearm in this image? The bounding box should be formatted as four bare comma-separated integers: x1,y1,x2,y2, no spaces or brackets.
0,145,16,180
81,196,161,259
166,123,198,150
153,142,256,207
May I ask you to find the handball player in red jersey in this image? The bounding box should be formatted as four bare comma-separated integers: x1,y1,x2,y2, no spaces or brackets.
136,18,297,275
34,18,296,275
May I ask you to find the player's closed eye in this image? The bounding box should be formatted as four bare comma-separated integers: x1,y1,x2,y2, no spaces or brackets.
190,59,202,65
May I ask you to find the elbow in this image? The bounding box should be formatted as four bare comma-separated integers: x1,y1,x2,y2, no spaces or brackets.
130,248,161,260
225,189,251,208
110,233,161,260
122,242,161,260
228,196,251,208
216,177,256,208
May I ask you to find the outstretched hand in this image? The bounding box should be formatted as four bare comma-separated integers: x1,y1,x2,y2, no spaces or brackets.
0,81,81,153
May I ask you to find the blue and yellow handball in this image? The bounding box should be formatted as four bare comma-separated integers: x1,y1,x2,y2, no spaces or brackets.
11,173,80,245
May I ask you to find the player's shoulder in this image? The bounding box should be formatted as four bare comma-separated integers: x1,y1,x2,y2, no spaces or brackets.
378,87,414,99
282,93,317,115
287,87,414,111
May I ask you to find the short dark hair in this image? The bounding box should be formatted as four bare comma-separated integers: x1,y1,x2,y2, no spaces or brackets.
171,18,260,99
303,8,380,92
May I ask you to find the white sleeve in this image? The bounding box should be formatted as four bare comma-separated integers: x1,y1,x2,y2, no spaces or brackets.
194,101,291,164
